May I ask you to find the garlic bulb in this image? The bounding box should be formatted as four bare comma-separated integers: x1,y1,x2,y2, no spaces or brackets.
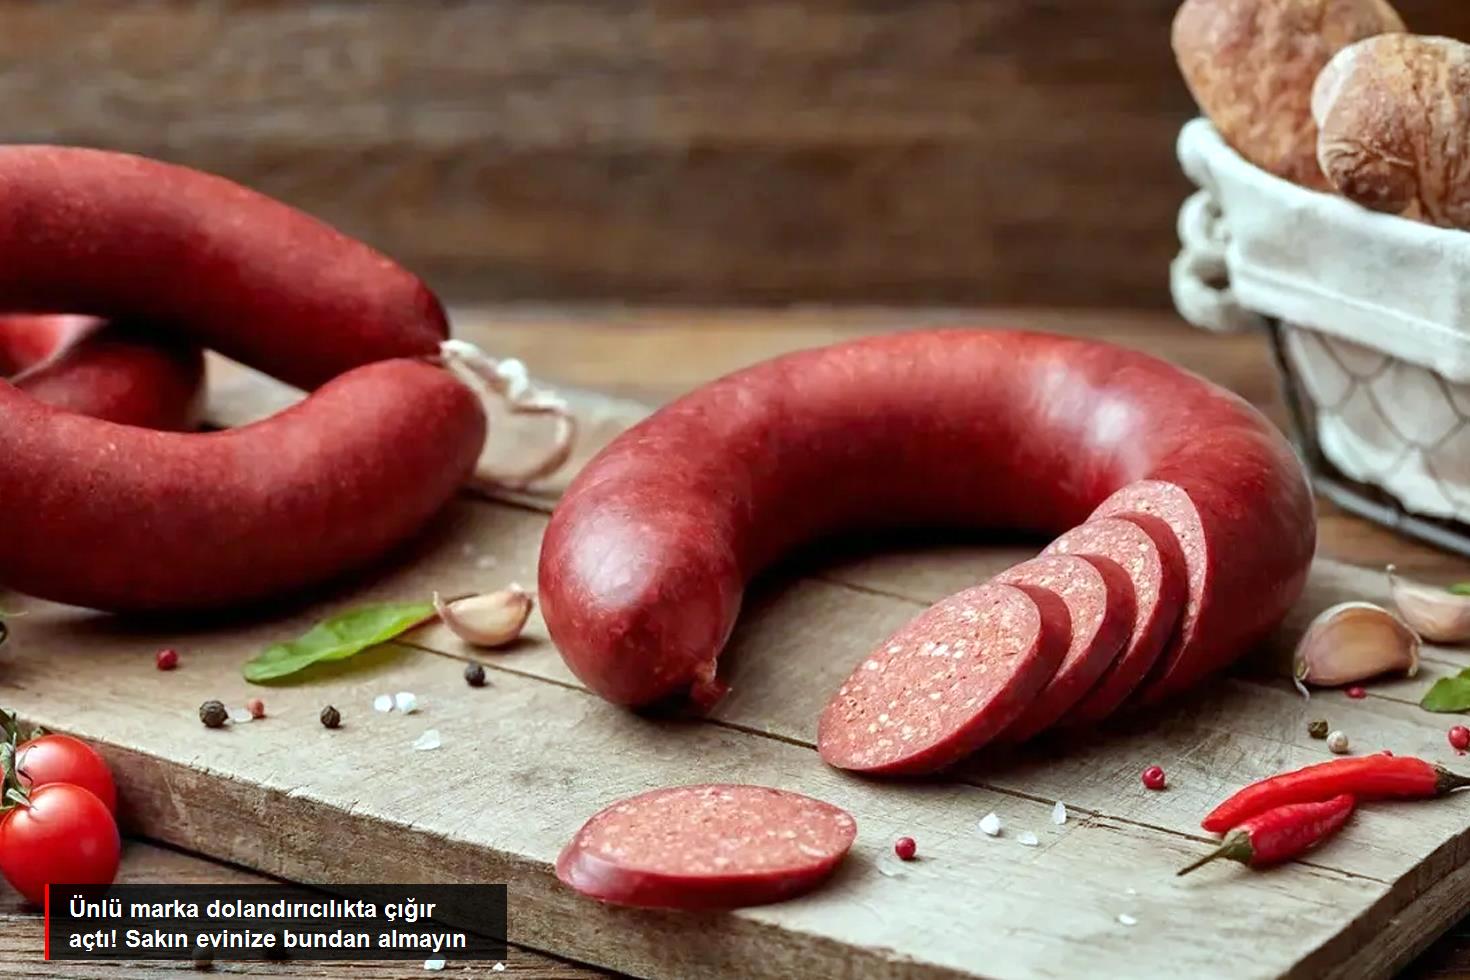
433,585,534,648
1388,565,1470,644
1293,601,1420,689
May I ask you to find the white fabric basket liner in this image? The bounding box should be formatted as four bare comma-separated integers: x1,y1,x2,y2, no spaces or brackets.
1173,119,1470,525
1174,118,1470,382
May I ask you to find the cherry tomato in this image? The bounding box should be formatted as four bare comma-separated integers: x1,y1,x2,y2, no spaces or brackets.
0,783,120,906
13,735,116,814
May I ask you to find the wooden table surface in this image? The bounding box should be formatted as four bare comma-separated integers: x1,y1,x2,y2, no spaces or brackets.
4,305,1469,979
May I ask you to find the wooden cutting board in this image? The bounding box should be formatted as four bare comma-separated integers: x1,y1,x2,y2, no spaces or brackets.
3,360,1470,980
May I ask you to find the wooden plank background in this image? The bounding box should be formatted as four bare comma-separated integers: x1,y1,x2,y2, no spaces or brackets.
3,373,1469,979
4,1,1467,308
5,311,1470,978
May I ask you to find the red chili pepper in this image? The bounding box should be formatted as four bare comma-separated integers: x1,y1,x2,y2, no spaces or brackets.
1179,794,1355,876
1202,756,1470,833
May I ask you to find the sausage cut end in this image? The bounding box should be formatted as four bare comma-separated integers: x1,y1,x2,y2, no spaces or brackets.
818,583,1066,775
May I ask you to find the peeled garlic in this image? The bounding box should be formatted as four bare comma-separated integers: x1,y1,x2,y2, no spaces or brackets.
433,585,534,648
1293,601,1420,689
1388,565,1470,644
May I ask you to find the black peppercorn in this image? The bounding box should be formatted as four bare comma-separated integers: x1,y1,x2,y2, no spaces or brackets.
320,705,342,729
1308,718,1329,739
464,662,487,688
199,700,229,729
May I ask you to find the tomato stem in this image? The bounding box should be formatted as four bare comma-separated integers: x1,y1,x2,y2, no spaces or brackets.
0,722,32,812
0,709,20,746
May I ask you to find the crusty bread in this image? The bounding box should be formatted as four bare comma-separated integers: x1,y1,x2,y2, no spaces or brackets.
1172,0,1405,189
1315,34,1470,228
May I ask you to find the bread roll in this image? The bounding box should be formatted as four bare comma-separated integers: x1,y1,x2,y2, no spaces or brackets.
1172,0,1405,189
1315,34,1470,228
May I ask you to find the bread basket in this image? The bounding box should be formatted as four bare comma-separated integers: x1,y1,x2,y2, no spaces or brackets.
1172,118,1470,556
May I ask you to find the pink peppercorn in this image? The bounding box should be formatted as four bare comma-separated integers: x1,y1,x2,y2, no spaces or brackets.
246,698,266,720
1141,765,1167,791
155,648,179,671
893,836,917,861
1346,686,1367,699
1450,726,1470,752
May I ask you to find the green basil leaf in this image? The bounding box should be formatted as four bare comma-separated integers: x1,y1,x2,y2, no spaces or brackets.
244,602,435,683
1449,583,1470,596
1421,673,1470,713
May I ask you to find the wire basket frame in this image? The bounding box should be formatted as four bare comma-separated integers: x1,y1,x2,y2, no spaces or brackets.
1266,319,1470,558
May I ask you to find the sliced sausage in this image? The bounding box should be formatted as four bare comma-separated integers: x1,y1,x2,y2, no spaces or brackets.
818,583,1068,775
541,330,1315,721
1092,477,1312,705
0,315,203,430
0,313,93,370
556,784,857,910
992,554,1133,741
1042,515,1187,723
0,359,485,611
0,146,447,390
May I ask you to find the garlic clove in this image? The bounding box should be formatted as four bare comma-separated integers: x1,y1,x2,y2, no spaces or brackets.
433,585,534,649
1293,601,1420,688
1388,565,1470,644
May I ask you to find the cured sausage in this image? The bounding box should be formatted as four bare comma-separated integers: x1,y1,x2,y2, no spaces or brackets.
556,784,857,909
0,146,447,390
992,555,1134,742
540,330,1314,737
0,359,484,611
1092,479,1306,705
0,150,553,612
1042,515,1187,723
818,583,1068,775
0,315,203,430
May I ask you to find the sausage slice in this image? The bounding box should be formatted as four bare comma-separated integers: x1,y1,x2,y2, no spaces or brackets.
556,784,857,910
993,555,1134,741
1042,515,1187,723
819,583,1067,775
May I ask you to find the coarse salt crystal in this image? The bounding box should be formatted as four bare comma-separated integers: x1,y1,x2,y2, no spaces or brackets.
227,707,254,725
1125,887,1137,896
412,729,442,752
373,694,394,713
1117,914,1138,927
1017,831,1039,847
492,964,506,973
424,958,447,971
1051,801,1067,825
978,812,1002,837
395,691,419,714
876,858,906,878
